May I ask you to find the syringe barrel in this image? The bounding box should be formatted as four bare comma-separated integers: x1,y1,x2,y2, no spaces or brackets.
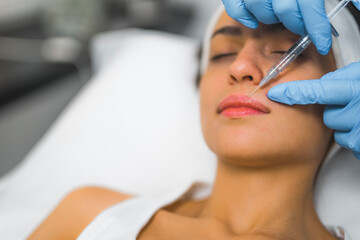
271,35,312,73
259,35,312,87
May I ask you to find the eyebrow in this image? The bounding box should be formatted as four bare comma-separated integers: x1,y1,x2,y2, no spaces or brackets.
211,24,286,39
262,23,286,33
212,26,242,39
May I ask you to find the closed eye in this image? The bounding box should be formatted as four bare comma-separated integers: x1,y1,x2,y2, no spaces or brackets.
210,53,237,61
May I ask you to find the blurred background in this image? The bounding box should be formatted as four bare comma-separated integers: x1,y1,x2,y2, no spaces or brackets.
0,0,220,177
1,0,359,178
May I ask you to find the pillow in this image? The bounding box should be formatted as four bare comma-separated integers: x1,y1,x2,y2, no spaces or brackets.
0,29,216,239
315,148,360,238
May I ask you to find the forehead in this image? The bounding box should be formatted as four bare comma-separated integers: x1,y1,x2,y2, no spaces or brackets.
213,11,296,40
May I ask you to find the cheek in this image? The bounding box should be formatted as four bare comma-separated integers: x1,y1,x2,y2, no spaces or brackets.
199,70,231,153
199,74,220,151
276,51,335,84
276,65,323,86
271,104,332,159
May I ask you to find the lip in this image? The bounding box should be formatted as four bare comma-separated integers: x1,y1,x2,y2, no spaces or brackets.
217,95,270,118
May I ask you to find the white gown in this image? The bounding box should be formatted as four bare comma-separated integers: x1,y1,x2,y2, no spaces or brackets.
77,181,351,240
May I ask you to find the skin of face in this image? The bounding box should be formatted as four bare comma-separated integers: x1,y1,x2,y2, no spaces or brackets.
200,12,337,167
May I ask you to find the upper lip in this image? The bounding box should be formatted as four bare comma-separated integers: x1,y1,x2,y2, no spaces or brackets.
217,95,270,114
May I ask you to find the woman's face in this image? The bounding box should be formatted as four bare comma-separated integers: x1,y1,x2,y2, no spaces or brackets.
200,12,336,166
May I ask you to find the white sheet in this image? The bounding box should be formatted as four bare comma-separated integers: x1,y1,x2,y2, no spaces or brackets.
0,29,216,239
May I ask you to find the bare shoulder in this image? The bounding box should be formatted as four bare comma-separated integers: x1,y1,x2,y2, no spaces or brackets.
65,186,132,204
28,186,133,240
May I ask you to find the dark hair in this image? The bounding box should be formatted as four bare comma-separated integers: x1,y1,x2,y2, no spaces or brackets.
348,4,360,28
195,45,203,88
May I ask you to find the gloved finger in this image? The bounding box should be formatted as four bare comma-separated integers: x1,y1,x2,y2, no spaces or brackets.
352,0,360,10
322,61,360,81
272,0,307,36
324,106,352,131
354,151,360,160
298,0,332,55
334,122,360,152
323,97,360,131
243,0,279,24
267,79,357,106
222,0,259,28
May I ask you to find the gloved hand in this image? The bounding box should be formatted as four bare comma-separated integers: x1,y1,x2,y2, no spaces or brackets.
268,62,360,160
222,0,360,55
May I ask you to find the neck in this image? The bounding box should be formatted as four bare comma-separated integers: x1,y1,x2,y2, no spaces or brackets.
199,158,335,239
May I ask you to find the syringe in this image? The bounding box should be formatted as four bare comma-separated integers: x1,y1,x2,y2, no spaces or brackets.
249,0,351,96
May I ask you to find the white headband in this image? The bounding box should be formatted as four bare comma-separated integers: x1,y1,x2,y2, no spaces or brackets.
200,4,224,75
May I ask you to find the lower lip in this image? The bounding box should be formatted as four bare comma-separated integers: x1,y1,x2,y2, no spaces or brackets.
221,107,264,118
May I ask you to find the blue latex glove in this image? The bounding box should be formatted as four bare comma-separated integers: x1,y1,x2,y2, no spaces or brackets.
222,0,360,55
268,62,360,160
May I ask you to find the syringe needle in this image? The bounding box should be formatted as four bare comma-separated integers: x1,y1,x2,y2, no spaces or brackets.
249,86,260,97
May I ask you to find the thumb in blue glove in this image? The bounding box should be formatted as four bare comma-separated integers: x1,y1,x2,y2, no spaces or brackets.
353,0,360,10
221,0,259,28
268,62,360,160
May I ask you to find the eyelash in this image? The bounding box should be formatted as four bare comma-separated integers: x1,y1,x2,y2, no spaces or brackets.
210,50,304,62
210,53,237,61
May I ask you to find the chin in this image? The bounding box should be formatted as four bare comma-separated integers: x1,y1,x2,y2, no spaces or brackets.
208,128,325,167
208,132,275,166
214,145,303,167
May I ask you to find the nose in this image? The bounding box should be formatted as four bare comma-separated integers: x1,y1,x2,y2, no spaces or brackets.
228,43,264,86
